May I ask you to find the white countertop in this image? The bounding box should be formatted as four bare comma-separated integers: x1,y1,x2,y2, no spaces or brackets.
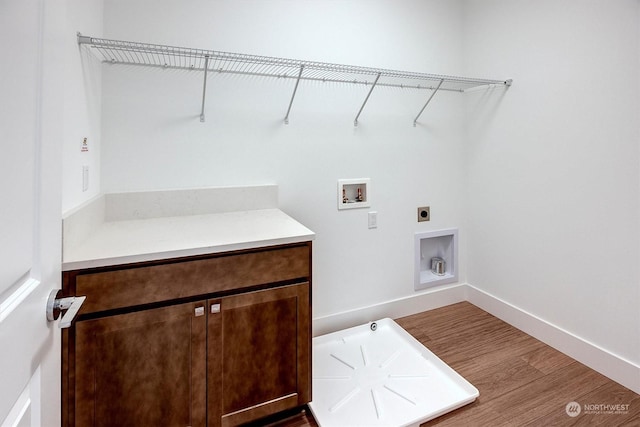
62,208,315,271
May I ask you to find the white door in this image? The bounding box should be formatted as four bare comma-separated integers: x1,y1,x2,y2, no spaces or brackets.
1,0,65,425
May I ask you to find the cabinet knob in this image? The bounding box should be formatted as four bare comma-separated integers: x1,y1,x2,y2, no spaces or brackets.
46,290,86,328
210,303,221,314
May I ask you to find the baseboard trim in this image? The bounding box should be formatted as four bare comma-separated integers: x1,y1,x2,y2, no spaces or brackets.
464,284,640,394
312,283,640,394
312,283,466,337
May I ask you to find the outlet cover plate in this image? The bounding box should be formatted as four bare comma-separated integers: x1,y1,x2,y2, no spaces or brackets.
418,206,430,222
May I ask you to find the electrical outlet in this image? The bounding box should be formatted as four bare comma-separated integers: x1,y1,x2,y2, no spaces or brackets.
417,206,430,222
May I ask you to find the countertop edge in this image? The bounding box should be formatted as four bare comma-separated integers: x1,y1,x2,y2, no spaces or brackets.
62,233,315,272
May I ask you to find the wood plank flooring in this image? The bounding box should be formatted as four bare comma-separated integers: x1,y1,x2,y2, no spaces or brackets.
273,302,640,427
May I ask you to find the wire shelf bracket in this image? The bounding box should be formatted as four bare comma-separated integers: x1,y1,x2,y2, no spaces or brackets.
354,73,381,127
284,65,304,125
77,33,512,125
200,55,210,122
413,79,444,127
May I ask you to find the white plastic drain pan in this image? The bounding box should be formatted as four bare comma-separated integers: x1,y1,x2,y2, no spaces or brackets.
309,318,478,427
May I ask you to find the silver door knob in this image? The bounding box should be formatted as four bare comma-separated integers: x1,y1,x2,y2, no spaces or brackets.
46,290,86,328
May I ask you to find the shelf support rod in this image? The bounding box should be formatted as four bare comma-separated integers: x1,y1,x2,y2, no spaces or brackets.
354,73,381,127
200,55,210,122
284,65,304,125
413,79,444,127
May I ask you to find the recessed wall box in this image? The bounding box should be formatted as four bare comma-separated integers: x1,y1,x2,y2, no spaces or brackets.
337,178,370,210
418,206,430,222
415,228,458,290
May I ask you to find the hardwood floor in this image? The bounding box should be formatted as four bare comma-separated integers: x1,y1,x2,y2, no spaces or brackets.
272,302,640,427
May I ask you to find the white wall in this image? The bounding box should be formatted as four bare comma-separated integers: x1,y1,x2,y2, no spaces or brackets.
65,0,639,381
62,0,103,213
464,0,640,367
99,0,469,319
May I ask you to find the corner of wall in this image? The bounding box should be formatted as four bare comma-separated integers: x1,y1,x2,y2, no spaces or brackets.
62,0,103,213
465,284,640,395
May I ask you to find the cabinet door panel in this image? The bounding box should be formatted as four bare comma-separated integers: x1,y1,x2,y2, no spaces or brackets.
217,283,310,423
223,297,297,413
74,302,207,427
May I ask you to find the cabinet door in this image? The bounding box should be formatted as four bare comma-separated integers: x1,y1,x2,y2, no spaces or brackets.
211,282,310,427
73,301,207,427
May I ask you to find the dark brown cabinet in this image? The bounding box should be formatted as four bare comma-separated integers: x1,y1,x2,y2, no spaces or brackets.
73,301,208,426
210,283,310,426
62,243,311,427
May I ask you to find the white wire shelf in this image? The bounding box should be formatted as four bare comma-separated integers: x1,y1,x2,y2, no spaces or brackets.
78,33,512,125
